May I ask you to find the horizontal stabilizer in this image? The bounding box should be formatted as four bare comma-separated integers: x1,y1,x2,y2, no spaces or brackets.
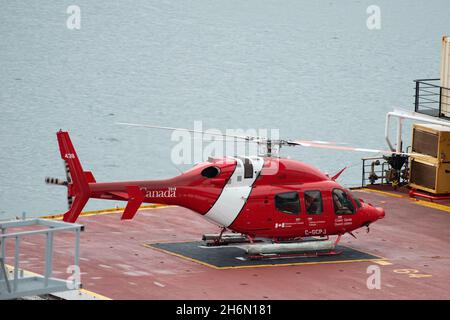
121,186,145,220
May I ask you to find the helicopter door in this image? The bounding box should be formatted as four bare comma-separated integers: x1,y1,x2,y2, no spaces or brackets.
304,190,327,237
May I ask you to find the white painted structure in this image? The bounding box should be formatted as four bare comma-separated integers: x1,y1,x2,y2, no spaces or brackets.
385,108,450,153
441,36,450,117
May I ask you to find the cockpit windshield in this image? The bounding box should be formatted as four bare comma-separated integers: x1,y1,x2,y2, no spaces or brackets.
351,193,362,208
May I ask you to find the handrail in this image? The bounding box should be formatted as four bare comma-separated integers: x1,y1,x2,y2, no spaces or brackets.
0,217,83,299
414,79,450,118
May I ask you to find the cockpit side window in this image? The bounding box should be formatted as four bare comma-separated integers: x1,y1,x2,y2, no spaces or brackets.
332,189,355,215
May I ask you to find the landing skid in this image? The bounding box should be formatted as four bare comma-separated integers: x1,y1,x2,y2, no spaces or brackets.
246,234,343,260
248,249,343,260
202,231,345,260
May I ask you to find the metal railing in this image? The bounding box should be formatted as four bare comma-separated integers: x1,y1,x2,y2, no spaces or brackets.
414,79,450,118
361,155,409,187
0,217,83,300
362,156,388,187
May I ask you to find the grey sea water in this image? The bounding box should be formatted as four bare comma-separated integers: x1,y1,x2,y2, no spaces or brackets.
1,0,449,219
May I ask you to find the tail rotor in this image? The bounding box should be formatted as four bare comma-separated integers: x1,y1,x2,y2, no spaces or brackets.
45,130,92,222
45,160,74,209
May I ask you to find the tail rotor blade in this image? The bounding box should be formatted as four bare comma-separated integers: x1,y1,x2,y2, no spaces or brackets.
64,160,72,184
63,160,73,209
67,192,74,210
45,177,68,186
44,175,72,209
45,161,76,210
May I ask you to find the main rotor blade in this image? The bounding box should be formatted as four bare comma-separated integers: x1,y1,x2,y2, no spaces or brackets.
295,140,348,146
290,140,411,156
117,122,259,142
118,122,407,155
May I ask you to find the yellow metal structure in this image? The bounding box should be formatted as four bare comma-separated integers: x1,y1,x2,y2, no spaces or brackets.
411,124,450,162
409,123,450,194
409,158,450,194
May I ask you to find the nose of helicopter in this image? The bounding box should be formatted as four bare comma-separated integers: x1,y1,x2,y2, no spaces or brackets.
376,207,385,219
363,204,385,223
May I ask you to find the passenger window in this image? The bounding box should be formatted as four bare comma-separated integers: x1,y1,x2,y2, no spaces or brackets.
332,189,355,215
241,158,253,179
304,190,323,215
275,192,300,215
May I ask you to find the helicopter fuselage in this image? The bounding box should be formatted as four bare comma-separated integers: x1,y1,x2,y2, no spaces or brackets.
53,131,384,240
87,155,385,240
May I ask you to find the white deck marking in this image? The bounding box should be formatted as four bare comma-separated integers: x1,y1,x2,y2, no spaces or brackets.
153,281,166,288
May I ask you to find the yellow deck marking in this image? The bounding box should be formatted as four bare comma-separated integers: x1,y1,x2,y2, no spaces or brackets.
355,188,405,198
42,204,171,220
79,288,112,300
374,260,393,266
143,243,388,270
393,268,432,279
343,244,389,261
413,200,450,213
5,264,111,300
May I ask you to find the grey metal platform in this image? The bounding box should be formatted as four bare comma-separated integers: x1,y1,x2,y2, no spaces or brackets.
0,217,83,300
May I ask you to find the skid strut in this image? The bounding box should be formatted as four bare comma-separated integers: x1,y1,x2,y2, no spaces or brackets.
202,230,249,246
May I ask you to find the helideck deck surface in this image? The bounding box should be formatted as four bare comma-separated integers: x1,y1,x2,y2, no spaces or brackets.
147,242,381,269
4,188,450,299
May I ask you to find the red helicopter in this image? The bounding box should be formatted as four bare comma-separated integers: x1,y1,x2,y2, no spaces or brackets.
46,125,397,258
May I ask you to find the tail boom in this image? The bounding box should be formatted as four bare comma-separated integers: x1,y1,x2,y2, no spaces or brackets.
52,131,234,223
57,131,91,222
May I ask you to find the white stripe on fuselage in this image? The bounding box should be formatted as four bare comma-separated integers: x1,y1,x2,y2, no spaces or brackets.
204,156,264,227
